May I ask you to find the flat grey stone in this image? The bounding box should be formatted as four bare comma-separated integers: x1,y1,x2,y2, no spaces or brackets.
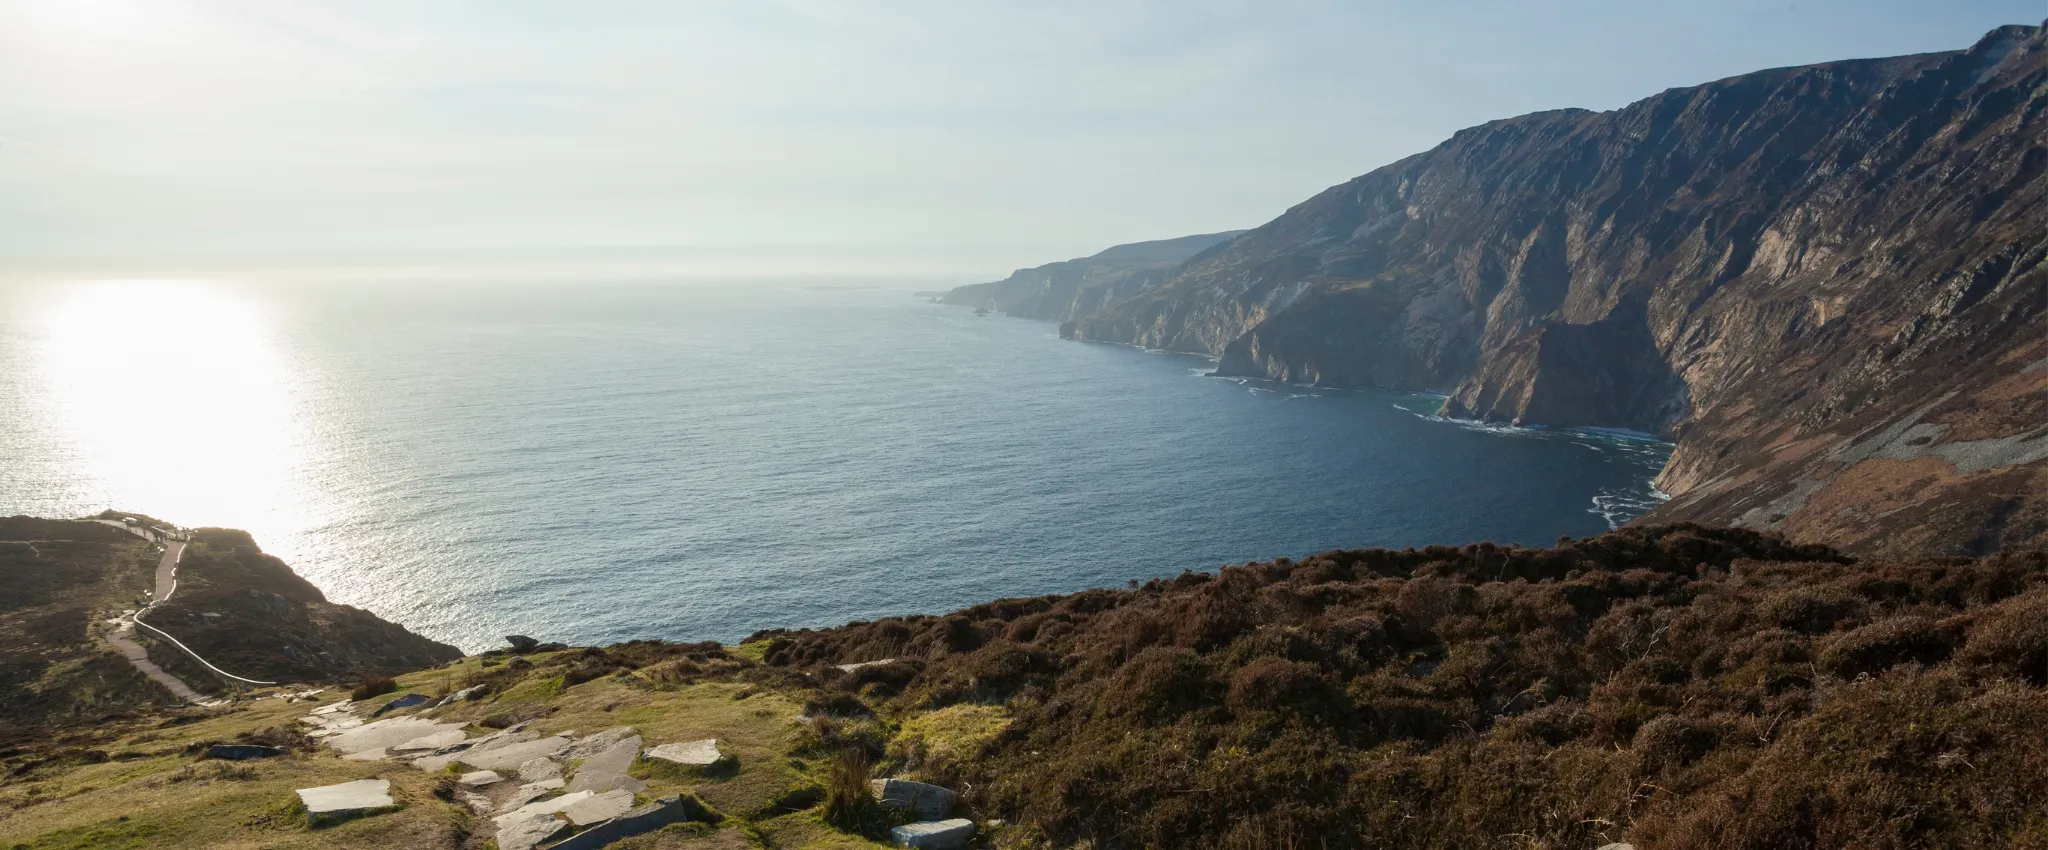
466,729,537,755
566,736,642,794
412,753,460,772
342,747,389,762
457,770,505,787
493,781,564,814
460,736,571,771
518,757,563,781
546,795,713,850
872,778,959,820
495,812,570,850
297,779,396,824
558,727,639,760
835,658,897,673
646,739,722,766
207,744,284,760
493,790,594,826
564,789,636,826
325,717,467,755
891,818,974,849
372,693,431,716
609,774,648,793
1596,845,1637,850
393,729,468,752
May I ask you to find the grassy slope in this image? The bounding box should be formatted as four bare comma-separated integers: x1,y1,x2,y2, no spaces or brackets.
0,649,896,850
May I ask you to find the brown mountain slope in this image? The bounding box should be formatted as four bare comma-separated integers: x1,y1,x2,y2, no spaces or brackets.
1062,23,2047,557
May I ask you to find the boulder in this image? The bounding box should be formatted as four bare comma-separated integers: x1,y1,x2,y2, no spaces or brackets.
546,795,715,850
566,736,643,794
206,744,285,760
505,635,540,652
457,770,504,788
564,789,636,826
871,778,958,820
890,818,975,849
495,812,570,850
296,778,397,825
646,739,722,766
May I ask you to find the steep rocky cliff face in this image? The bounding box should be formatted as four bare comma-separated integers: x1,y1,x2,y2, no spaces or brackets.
1061,24,2047,556
942,231,1244,321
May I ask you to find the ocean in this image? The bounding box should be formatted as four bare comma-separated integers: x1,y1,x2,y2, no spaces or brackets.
0,278,1671,651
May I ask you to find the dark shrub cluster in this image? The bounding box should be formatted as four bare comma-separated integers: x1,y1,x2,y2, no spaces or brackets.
754,524,2048,849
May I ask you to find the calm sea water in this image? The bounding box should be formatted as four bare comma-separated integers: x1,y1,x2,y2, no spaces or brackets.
0,279,1670,651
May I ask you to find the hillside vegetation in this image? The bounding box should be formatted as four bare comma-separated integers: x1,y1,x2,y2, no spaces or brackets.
8,524,2048,849
756,525,2048,849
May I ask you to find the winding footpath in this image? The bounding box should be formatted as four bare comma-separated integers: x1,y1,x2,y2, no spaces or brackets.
89,519,270,706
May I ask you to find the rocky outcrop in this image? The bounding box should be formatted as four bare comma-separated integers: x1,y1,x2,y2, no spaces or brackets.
1058,23,2048,556
148,528,463,681
941,232,1244,321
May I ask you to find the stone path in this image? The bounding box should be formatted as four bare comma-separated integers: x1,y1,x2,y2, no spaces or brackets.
101,612,220,706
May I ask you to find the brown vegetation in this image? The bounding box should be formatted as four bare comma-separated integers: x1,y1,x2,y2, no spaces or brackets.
753,524,2048,849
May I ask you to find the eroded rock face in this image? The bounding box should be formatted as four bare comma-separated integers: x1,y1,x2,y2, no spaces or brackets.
1058,23,2048,556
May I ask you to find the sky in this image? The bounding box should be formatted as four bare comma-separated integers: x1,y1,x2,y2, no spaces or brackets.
0,0,2040,281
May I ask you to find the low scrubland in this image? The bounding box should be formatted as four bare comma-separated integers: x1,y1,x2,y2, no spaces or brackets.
755,524,2048,849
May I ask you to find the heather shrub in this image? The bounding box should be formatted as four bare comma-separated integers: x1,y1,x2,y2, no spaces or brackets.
746,526,2048,849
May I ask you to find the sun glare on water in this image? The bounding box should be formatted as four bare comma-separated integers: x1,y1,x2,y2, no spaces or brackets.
30,280,312,538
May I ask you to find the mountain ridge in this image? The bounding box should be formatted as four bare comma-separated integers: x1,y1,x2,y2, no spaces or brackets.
1032,22,2045,557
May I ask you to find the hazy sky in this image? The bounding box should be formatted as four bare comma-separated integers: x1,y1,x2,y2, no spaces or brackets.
2,1,2039,279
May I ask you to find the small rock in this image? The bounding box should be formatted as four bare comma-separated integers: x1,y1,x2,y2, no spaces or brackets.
645,739,722,766
871,778,959,820
891,818,975,849
495,812,570,850
834,658,896,673
457,770,505,788
518,757,563,782
505,635,540,652
207,744,285,760
297,778,397,825
1596,845,1637,850
564,789,636,826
